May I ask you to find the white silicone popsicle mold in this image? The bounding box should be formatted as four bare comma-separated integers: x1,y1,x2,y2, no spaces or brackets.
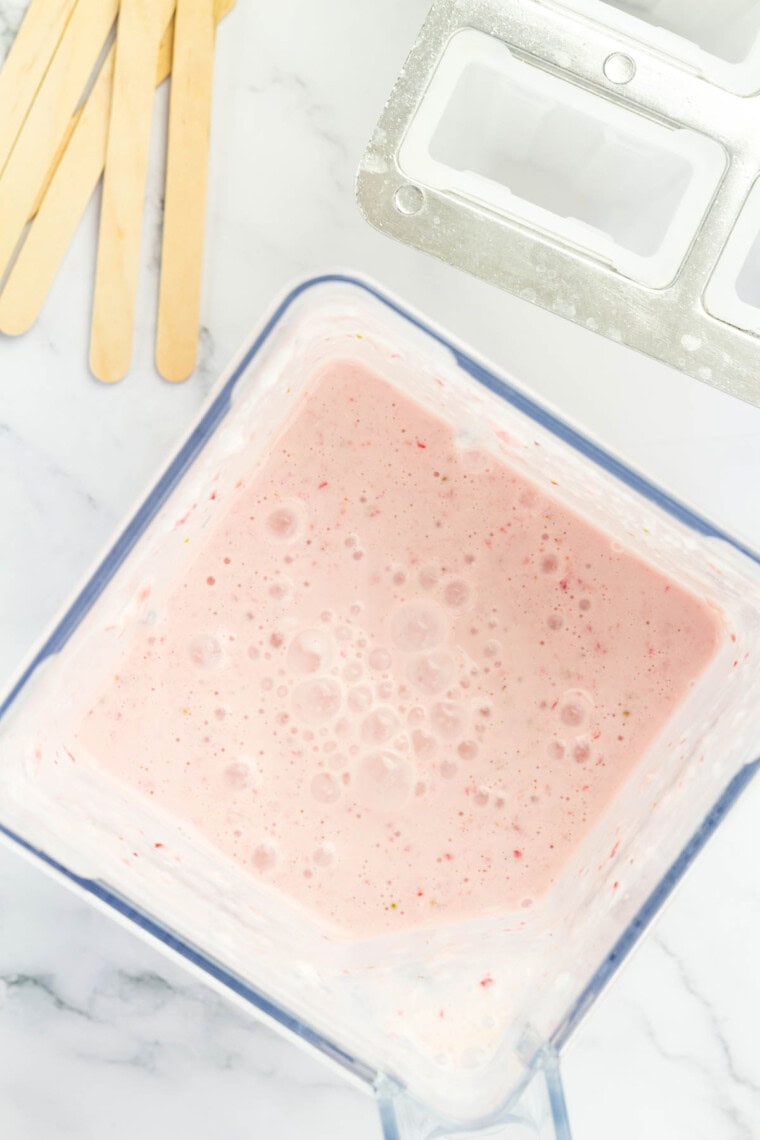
357,0,760,407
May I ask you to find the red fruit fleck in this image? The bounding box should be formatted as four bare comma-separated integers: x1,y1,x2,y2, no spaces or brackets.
513,849,523,859
417,441,427,449
480,976,494,988
154,842,164,849
318,481,328,489
610,841,620,859
206,576,216,586
559,578,568,591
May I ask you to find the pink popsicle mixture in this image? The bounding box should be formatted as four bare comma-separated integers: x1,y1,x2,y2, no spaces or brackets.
74,362,721,938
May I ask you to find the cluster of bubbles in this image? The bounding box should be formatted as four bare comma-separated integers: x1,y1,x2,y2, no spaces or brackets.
547,689,596,766
187,501,602,887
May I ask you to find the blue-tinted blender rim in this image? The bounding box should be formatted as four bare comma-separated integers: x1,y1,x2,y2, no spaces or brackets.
1,272,758,1129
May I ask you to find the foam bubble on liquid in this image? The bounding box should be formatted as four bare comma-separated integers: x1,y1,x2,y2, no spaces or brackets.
252,842,278,871
457,740,478,761
224,759,257,789
573,739,591,764
362,706,400,744
418,566,439,591
342,661,363,683
310,772,341,803
313,843,336,867
391,599,447,652
268,578,292,602
292,677,342,724
439,757,458,779
431,701,466,740
355,750,413,806
265,500,304,542
443,580,470,608
189,635,223,669
559,689,594,729
369,647,391,672
287,629,334,675
412,729,437,761
547,740,566,761
348,685,373,713
408,650,455,695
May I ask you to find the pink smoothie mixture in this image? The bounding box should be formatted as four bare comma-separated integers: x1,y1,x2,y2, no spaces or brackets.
74,362,721,938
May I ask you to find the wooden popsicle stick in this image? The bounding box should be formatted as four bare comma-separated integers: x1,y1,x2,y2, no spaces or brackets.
30,0,236,220
156,0,217,383
0,0,118,282
89,0,179,383
0,0,237,338
0,53,114,337
29,104,85,221
0,0,79,177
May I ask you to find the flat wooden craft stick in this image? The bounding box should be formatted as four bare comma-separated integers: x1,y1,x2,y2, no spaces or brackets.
30,0,235,219
0,0,236,338
156,0,217,383
89,0,179,383
0,0,79,177
0,0,118,282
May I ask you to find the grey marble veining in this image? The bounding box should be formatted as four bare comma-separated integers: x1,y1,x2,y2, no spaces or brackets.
1,2,760,1138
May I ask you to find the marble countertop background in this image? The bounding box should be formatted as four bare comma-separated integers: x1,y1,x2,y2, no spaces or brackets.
2,2,760,1137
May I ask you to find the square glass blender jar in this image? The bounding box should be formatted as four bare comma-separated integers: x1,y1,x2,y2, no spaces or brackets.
1,274,760,1140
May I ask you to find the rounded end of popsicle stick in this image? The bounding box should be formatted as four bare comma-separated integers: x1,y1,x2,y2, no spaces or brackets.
89,341,130,384
0,301,36,337
156,339,197,384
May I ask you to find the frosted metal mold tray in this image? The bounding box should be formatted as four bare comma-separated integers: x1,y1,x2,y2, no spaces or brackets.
1,275,760,1140
357,0,760,407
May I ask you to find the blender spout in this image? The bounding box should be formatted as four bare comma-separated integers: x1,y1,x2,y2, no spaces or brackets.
376,1050,572,1140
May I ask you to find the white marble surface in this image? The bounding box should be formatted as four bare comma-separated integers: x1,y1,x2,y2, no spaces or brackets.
1,2,760,1137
